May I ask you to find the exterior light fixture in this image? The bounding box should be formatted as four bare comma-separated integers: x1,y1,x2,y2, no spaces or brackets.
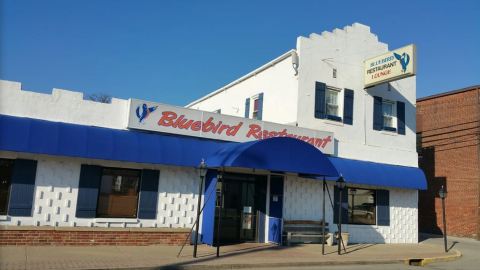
193,159,208,258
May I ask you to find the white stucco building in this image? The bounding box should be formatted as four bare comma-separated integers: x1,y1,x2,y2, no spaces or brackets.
0,23,425,246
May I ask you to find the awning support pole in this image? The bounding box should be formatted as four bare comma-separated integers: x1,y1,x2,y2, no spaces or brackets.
193,173,205,258
322,178,326,255
216,172,224,257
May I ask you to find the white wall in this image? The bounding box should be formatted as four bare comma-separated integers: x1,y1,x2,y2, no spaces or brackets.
187,54,299,125
184,23,419,167
283,176,419,244
0,152,199,229
295,23,417,166
0,80,128,130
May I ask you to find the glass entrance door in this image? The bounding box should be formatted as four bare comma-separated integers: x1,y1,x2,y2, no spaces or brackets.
214,173,267,245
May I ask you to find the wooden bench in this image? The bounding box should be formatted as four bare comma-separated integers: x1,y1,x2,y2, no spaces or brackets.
282,220,329,246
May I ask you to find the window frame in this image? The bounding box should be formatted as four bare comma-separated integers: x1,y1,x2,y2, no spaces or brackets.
382,99,397,132
249,94,261,120
347,187,377,226
325,87,342,122
95,167,142,219
0,158,14,215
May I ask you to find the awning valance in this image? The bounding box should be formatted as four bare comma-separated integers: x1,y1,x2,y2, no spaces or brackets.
327,157,427,190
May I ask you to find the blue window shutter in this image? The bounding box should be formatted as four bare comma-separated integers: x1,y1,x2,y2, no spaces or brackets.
138,169,160,219
343,89,354,125
8,159,37,216
373,96,383,130
377,189,390,226
257,92,264,120
244,98,250,118
75,165,102,218
333,186,348,224
397,101,406,135
315,82,326,119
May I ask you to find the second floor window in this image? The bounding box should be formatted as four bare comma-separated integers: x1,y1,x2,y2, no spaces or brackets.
382,100,396,131
326,88,340,118
252,98,260,119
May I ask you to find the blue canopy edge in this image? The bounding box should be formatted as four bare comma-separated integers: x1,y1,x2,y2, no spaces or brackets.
327,157,427,190
0,115,338,177
206,137,339,177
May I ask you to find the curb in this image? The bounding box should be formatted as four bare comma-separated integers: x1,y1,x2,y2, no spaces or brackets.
97,259,412,270
404,249,462,267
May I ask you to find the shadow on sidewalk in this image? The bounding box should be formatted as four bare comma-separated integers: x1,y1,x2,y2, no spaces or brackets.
168,242,379,269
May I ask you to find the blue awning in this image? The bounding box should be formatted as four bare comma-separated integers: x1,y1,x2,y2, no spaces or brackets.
0,115,337,177
206,137,339,177
327,157,427,190
0,114,223,167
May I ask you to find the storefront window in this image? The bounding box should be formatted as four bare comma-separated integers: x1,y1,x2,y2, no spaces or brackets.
348,188,376,225
97,168,140,218
0,159,14,215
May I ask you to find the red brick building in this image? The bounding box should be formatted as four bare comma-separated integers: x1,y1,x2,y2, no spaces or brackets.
417,85,480,239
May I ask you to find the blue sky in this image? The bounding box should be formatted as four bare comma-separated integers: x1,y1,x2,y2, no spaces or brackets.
1,0,479,105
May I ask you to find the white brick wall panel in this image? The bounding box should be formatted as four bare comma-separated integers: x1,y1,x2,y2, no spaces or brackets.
283,176,418,244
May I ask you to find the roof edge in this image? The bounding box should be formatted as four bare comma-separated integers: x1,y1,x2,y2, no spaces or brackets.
417,85,480,102
185,49,296,108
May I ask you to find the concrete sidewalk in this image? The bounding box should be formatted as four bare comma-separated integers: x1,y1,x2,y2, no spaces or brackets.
0,242,460,270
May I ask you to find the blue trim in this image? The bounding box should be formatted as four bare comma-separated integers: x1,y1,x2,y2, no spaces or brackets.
314,82,326,119
257,93,264,120
328,157,427,190
343,89,354,125
373,96,383,130
376,189,390,226
383,126,397,132
200,170,218,245
268,176,284,244
268,217,282,244
76,165,102,218
326,115,342,122
8,159,37,216
397,101,406,135
138,169,160,219
244,98,250,118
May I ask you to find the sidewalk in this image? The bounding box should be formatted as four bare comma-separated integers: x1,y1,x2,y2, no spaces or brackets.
0,241,461,270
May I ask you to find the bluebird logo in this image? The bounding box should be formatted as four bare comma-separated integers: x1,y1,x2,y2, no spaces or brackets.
393,52,410,73
136,103,158,123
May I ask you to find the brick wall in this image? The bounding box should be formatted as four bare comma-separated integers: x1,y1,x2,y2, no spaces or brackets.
0,227,190,246
417,86,480,239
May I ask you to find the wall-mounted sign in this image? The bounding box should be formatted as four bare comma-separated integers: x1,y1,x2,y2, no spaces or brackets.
364,44,416,88
127,99,334,155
